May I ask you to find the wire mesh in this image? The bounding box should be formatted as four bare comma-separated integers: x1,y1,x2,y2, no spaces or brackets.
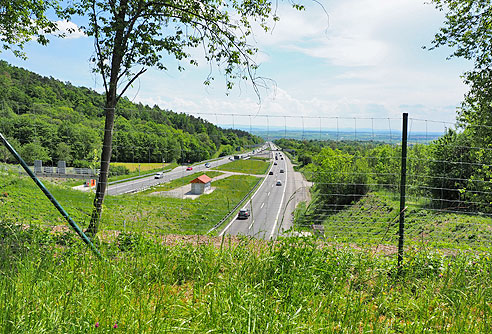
1,107,491,251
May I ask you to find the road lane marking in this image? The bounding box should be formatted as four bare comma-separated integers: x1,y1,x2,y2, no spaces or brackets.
249,219,255,230
261,202,265,209
270,157,288,239
268,192,270,196
218,158,275,236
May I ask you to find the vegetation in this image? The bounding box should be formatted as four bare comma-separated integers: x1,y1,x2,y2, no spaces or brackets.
0,61,262,168
111,162,168,173
216,159,270,175
0,227,490,332
0,172,258,234
143,171,223,194
0,0,57,58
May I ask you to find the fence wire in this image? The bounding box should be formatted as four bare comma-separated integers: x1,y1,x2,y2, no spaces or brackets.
1,107,491,252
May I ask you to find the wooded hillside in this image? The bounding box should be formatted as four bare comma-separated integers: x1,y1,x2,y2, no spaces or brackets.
0,61,261,166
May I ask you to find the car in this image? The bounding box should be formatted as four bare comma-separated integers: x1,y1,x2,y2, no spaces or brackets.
269,171,274,175
238,209,250,219
205,162,211,168
281,157,283,160
229,157,234,161
154,172,164,179
274,162,277,165
186,166,193,171
276,180,282,186
279,169,284,173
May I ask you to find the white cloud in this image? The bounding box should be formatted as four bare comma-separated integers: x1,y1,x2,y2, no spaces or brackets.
54,20,86,39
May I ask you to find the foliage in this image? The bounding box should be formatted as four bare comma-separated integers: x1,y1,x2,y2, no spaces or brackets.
311,146,369,208
0,61,261,166
0,0,57,58
0,229,490,332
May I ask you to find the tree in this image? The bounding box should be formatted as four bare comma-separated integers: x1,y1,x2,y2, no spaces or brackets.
429,1,492,129
60,0,305,236
0,0,58,58
19,142,50,165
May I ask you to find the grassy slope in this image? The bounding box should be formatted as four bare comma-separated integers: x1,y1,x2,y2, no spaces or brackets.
142,171,223,194
308,191,492,250
0,230,490,333
216,159,270,175
0,172,257,234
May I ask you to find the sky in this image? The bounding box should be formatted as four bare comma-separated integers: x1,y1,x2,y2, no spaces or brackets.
1,0,472,133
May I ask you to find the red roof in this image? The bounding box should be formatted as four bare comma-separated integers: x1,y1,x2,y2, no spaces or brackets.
190,175,212,184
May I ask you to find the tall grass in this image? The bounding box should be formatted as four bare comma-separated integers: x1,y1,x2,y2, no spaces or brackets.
0,225,490,333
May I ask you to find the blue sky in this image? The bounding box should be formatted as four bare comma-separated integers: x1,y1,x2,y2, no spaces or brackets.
1,0,472,133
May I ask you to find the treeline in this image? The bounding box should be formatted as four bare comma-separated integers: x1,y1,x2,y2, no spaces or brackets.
0,61,261,166
276,132,492,213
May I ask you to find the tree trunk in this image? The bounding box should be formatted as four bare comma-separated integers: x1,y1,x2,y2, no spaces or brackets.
86,99,117,237
84,0,131,237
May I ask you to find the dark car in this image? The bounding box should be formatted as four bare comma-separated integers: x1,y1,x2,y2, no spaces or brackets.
274,162,277,165
269,171,274,175
238,209,250,219
279,169,284,173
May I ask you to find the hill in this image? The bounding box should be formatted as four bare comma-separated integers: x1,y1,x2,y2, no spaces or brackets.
0,60,261,166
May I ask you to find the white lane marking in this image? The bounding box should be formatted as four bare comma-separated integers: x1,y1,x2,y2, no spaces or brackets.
270,158,288,239
271,184,274,187
248,219,255,230
268,192,270,196
218,159,275,236
260,202,265,209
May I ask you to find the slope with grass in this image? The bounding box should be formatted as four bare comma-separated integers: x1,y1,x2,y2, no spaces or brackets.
298,191,492,250
0,227,490,333
215,159,270,175
0,172,258,234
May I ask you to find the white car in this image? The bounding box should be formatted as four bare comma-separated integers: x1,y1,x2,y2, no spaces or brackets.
154,172,164,179
276,180,282,186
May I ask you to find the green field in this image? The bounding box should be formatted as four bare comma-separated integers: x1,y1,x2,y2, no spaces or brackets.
216,159,270,175
142,171,223,194
0,172,257,234
111,162,170,172
0,229,490,333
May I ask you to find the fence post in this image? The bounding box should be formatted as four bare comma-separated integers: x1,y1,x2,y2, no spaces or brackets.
398,113,408,269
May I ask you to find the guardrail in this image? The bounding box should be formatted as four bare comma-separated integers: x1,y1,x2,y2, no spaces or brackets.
207,176,263,234
207,156,274,234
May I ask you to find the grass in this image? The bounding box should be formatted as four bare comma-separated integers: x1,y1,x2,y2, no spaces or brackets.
249,156,270,161
0,171,258,234
142,171,223,194
0,227,490,333
299,190,492,251
111,162,169,172
216,159,270,175
108,162,179,183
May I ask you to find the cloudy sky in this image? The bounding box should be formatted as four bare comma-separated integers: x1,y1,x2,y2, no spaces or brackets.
1,0,471,132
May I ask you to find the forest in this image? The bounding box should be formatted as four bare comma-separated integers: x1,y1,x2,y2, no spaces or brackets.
276,129,492,214
0,61,262,167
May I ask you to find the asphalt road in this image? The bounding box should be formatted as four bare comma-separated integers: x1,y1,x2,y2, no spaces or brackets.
106,145,269,195
219,145,311,240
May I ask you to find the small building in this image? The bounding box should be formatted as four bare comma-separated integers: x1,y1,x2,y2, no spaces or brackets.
190,174,212,195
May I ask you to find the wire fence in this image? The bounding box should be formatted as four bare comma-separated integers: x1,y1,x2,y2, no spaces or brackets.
1,107,491,255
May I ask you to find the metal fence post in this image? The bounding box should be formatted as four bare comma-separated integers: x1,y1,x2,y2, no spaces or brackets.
0,132,102,259
398,113,408,269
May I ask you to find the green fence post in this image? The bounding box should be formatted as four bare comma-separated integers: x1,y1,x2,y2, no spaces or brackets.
0,132,102,259
398,113,408,270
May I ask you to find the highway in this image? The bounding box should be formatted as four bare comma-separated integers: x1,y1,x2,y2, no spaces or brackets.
105,145,269,195
219,144,311,240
